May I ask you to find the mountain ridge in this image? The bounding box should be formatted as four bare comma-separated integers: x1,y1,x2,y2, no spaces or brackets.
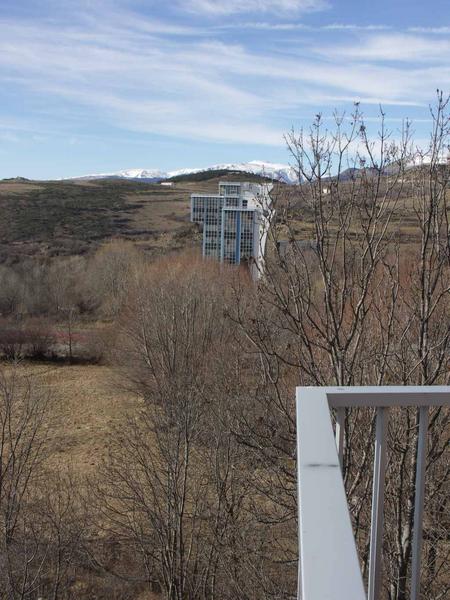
64,160,299,184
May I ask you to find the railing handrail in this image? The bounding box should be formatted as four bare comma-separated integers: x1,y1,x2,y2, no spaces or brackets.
300,385,450,407
296,386,450,600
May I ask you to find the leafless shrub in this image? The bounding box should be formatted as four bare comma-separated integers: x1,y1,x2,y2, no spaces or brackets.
0,318,55,360
0,266,23,317
85,240,145,318
0,320,27,360
23,317,55,358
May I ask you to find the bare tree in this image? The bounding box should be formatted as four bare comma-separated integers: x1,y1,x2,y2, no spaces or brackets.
98,257,236,598
0,267,23,317
0,364,51,599
33,467,89,600
86,240,144,318
229,95,449,599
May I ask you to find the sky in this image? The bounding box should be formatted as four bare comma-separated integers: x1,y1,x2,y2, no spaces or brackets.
0,0,449,179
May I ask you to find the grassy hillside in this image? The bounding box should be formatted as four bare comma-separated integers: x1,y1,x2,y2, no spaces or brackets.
0,173,280,264
0,178,192,262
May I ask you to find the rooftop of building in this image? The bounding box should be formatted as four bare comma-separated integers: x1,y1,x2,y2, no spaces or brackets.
191,181,273,211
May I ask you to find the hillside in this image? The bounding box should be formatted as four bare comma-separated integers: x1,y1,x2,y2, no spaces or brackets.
1,171,443,265
0,174,272,263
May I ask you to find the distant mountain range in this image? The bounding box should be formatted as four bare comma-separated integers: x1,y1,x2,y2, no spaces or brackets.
66,161,299,184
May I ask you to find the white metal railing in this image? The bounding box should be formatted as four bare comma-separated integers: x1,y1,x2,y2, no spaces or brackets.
296,386,450,600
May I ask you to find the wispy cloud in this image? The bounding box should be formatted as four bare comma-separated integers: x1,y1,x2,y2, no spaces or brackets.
181,0,329,16
408,26,450,35
322,33,450,63
215,21,392,31
0,14,285,145
323,23,391,31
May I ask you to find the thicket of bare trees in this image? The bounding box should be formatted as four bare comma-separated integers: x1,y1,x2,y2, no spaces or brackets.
0,240,141,321
0,240,142,361
96,258,289,599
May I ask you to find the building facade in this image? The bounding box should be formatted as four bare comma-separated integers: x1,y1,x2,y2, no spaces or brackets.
190,181,272,276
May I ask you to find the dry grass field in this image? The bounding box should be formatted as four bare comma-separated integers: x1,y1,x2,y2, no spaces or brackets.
0,182,44,194
273,181,449,246
8,362,141,474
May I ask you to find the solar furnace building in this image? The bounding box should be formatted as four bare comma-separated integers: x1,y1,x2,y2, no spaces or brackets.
190,182,272,277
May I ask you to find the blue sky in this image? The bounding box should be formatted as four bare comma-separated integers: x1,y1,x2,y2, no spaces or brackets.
0,0,449,179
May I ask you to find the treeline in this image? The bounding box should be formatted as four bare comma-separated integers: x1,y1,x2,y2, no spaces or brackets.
0,240,143,361
168,169,272,183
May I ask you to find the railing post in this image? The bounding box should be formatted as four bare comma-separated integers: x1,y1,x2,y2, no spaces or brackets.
411,406,429,600
368,407,389,600
296,388,366,600
335,407,345,469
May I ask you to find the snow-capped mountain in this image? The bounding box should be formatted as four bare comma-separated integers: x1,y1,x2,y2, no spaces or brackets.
68,161,299,184
71,168,167,181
